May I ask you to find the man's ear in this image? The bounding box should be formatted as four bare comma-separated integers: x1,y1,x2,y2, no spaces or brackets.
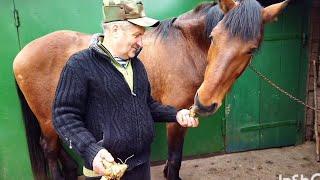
111,24,120,38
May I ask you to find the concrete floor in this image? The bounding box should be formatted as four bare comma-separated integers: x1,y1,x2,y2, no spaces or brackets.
151,141,320,180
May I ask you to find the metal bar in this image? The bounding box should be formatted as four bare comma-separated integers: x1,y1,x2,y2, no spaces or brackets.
240,120,297,132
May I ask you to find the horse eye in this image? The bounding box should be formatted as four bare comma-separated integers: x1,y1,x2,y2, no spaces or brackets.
209,35,214,42
248,48,257,55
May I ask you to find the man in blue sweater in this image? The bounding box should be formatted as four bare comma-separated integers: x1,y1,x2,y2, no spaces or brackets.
52,0,199,179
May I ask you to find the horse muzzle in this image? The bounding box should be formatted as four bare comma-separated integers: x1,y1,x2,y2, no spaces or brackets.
191,92,218,116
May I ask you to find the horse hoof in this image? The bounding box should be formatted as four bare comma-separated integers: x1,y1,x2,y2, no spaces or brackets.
166,176,182,180
163,162,182,180
163,163,168,178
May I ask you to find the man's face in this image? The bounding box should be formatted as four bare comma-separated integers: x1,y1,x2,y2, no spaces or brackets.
114,23,145,59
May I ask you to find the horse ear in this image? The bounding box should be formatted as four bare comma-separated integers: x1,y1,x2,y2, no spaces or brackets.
218,0,236,14
262,0,290,23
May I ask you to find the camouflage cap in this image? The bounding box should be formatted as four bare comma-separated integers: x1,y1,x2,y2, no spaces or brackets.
102,0,159,27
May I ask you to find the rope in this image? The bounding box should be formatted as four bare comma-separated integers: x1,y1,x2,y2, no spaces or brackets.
249,64,320,112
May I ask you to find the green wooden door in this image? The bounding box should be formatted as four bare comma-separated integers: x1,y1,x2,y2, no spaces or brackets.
225,2,309,152
0,0,33,179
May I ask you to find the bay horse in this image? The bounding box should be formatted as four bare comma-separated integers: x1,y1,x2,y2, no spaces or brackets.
13,0,289,179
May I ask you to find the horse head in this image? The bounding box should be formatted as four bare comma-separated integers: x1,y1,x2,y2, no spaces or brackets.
192,0,290,116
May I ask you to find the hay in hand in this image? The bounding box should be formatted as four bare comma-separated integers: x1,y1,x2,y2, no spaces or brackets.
100,155,134,180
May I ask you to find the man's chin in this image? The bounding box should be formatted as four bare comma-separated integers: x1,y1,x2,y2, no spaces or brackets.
128,52,136,58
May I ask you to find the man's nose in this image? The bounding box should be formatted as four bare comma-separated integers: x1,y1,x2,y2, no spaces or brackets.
137,37,143,47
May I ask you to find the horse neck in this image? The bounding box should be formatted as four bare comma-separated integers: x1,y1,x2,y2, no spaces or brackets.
174,14,211,75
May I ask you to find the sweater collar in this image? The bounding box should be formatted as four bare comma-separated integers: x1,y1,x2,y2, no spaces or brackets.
90,33,108,57
90,33,130,68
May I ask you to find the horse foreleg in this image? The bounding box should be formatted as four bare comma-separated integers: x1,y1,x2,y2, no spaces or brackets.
40,131,63,180
59,145,78,180
164,123,187,180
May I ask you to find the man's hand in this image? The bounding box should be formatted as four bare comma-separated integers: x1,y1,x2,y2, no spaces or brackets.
176,109,199,127
92,149,115,175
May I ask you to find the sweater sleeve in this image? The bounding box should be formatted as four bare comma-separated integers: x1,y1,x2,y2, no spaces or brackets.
147,81,178,123
52,61,103,169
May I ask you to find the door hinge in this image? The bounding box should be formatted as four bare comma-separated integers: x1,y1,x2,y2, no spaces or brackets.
13,9,20,28
302,32,308,47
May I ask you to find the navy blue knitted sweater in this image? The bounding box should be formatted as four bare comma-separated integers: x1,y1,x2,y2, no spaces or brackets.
52,46,177,170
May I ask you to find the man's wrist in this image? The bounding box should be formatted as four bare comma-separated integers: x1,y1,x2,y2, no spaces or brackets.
85,143,105,169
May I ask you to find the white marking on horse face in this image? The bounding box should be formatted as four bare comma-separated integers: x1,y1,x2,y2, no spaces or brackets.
17,74,24,81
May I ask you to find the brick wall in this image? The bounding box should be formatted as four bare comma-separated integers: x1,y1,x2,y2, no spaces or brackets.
305,0,320,141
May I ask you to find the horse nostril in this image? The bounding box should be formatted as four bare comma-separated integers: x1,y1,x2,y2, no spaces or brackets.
212,102,217,108
207,103,217,113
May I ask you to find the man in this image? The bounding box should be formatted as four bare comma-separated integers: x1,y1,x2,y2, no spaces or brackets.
52,0,199,179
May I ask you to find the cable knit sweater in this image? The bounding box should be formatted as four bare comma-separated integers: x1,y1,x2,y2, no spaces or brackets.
52,45,178,170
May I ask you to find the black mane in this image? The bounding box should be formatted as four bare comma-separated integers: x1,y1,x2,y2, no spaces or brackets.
152,0,263,41
223,0,263,41
152,18,177,39
152,2,224,40
203,4,224,38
